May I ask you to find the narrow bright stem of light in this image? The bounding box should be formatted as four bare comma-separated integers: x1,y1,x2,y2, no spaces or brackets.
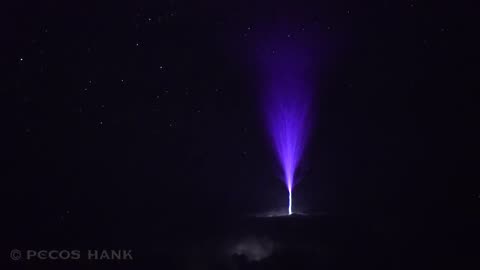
288,189,292,215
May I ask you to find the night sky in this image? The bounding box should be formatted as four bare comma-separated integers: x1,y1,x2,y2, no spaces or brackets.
4,0,478,268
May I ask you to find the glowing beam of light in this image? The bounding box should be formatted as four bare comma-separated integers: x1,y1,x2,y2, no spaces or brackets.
288,189,292,215
258,37,314,215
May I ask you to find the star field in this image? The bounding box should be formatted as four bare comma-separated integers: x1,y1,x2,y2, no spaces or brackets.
3,1,477,268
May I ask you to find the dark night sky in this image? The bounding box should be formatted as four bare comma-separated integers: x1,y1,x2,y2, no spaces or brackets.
3,0,478,266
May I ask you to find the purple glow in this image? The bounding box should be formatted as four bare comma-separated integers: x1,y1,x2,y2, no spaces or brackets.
259,38,314,214
267,82,311,193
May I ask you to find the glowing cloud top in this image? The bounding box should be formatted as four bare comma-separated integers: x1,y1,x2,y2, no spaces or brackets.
258,38,314,214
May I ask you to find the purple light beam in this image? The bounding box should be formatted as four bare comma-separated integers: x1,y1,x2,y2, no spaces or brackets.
259,38,314,215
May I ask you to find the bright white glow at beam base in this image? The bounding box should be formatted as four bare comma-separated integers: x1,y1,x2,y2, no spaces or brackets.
288,189,292,215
